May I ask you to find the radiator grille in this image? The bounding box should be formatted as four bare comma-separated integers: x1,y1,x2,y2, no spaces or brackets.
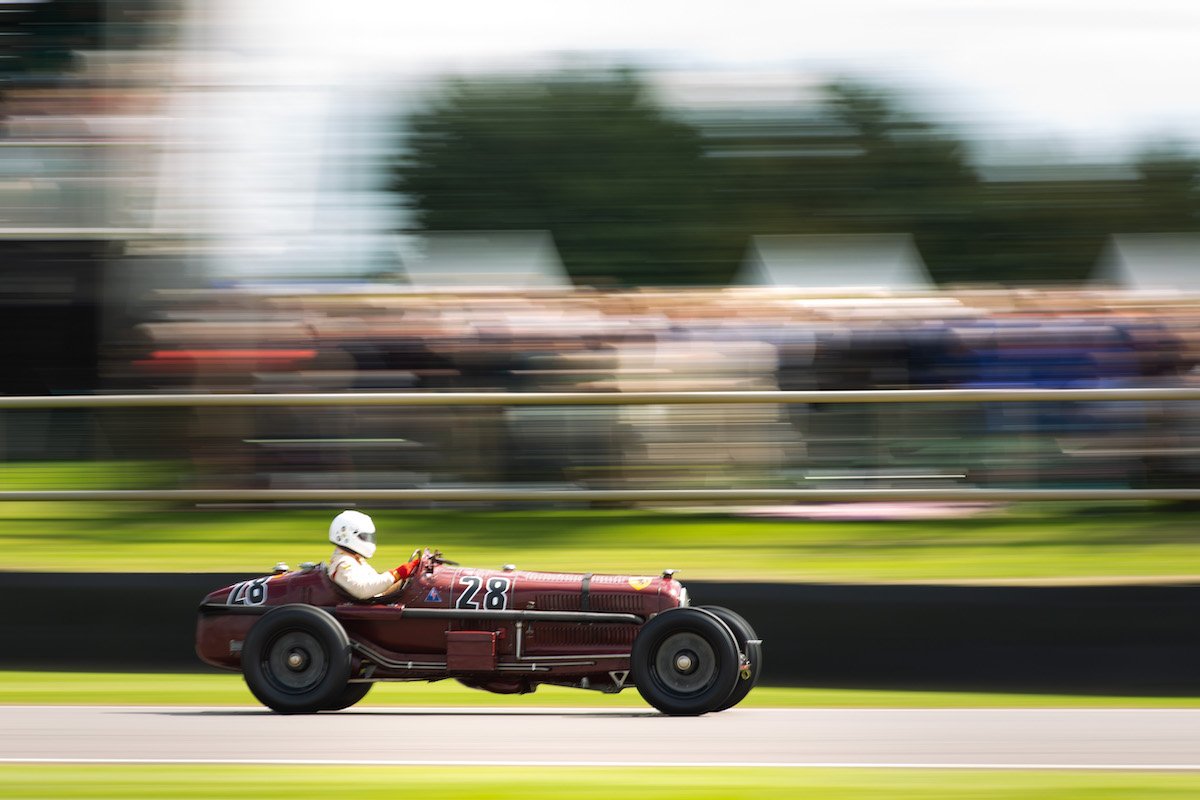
590,593,645,614
534,592,646,614
535,593,581,611
529,624,637,646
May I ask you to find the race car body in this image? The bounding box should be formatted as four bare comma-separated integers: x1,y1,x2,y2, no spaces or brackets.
196,550,761,715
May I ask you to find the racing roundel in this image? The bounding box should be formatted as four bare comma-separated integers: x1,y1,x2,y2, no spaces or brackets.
627,577,652,591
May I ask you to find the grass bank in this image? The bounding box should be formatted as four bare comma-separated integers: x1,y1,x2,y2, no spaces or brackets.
1,765,1198,800
2,503,1200,582
2,460,1200,581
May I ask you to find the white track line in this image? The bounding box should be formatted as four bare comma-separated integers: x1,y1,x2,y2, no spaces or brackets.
2,758,1200,771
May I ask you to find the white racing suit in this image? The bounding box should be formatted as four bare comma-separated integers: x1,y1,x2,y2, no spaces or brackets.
329,548,403,600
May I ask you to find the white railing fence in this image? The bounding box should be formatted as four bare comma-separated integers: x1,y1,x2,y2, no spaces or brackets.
3,388,1197,502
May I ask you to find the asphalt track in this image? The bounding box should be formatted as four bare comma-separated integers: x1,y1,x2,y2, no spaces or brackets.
3,706,1200,769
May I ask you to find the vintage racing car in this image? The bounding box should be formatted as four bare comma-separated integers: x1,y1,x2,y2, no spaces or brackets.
196,549,761,715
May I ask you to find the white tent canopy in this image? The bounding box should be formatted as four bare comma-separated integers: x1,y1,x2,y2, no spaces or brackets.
401,230,571,289
1094,234,1200,291
738,233,933,290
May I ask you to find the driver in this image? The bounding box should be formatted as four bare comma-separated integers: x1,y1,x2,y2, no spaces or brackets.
327,510,421,600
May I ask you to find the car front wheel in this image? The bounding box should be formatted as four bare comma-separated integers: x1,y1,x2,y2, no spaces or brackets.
700,605,762,712
631,607,740,715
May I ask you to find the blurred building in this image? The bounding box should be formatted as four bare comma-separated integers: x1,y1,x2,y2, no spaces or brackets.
0,0,189,459
1094,234,1200,291
401,231,570,290
738,233,934,290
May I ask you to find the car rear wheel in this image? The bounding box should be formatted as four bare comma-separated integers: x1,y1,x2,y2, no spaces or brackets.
325,681,373,711
631,607,740,716
700,606,762,712
243,605,352,713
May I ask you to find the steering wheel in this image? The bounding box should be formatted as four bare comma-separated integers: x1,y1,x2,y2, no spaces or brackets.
370,548,456,603
409,547,459,568
427,548,459,566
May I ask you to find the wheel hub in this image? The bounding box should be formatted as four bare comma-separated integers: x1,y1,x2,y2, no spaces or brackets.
674,651,696,673
285,649,309,671
266,630,328,692
654,632,716,695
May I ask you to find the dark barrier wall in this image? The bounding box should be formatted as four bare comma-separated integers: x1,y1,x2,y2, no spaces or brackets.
3,572,1197,694
687,581,1200,694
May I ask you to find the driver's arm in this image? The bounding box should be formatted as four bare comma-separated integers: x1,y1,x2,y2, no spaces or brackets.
332,559,405,600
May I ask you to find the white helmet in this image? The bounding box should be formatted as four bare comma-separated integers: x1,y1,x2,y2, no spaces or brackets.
329,510,377,558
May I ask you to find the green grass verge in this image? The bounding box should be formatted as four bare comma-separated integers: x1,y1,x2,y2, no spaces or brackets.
3,671,1199,708
0,460,180,490
3,460,1200,581
2,501,1200,581
1,766,1199,799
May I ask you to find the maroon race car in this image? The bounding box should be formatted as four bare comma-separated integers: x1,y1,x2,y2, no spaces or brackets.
196,549,761,715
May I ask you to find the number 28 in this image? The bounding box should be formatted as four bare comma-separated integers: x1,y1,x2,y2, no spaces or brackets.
228,577,269,606
456,575,511,610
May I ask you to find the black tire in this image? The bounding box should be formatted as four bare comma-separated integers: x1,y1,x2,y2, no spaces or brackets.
631,607,740,716
325,681,373,711
242,605,352,713
700,606,762,712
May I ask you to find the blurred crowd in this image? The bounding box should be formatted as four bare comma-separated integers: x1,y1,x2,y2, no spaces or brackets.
95,286,1200,492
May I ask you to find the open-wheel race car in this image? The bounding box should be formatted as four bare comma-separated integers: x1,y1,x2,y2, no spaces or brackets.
196,549,762,715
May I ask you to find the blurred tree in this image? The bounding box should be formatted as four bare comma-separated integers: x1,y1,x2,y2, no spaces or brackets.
393,71,738,285
823,81,983,283
965,146,1200,284
708,79,984,282
396,71,1198,287
970,179,1125,284
1134,144,1200,230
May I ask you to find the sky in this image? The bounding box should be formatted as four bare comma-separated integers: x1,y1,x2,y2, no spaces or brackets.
218,0,1200,161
